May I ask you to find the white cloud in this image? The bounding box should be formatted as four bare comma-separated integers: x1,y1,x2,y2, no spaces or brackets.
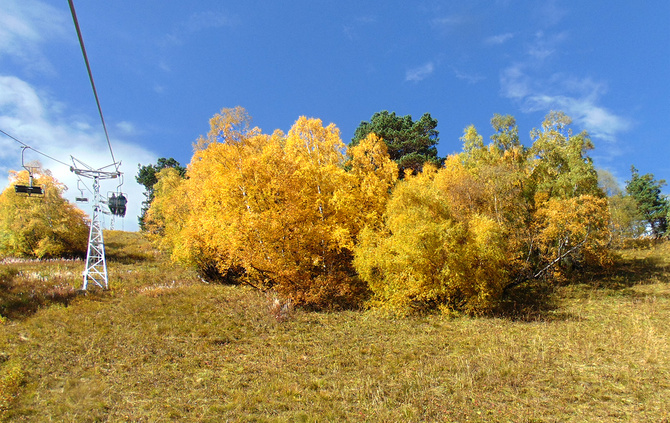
164,10,238,45
158,61,171,73
184,11,237,32
405,62,435,82
525,31,568,62
116,121,138,136
343,15,377,40
0,76,45,123
485,33,514,45
0,75,158,231
500,64,531,99
534,0,568,27
0,0,69,73
525,94,631,142
500,64,631,149
452,67,484,84
431,16,463,29
498,27,630,155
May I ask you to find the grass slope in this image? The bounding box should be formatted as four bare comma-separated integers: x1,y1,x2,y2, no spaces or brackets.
0,231,669,422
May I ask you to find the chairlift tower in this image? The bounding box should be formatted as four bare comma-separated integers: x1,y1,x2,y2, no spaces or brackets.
83,176,108,289
71,158,123,290
66,0,127,291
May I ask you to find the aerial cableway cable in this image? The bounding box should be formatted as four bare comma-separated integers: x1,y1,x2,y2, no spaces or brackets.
67,0,118,170
2,1,125,291
0,128,71,168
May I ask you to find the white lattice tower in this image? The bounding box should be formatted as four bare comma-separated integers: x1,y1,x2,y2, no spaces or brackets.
82,176,108,290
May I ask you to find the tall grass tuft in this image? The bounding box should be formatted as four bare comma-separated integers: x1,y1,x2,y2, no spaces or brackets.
267,292,294,323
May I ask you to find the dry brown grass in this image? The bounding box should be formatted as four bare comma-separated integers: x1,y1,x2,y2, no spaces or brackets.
0,232,668,421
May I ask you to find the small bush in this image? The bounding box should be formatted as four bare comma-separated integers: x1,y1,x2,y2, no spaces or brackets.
0,168,88,259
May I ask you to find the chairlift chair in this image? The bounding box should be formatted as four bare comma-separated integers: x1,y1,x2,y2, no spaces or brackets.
75,180,89,203
14,147,43,196
106,175,127,217
107,192,128,217
14,184,43,196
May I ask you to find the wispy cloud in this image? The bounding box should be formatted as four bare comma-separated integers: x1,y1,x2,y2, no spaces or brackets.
0,0,70,74
484,32,514,45
158,61,171,73
500,64,532,99
499,28,631,159
184,11,237,32
452,66,485,84
525,94,631,142
164,10,238,45
431,15,464,29
406,62,435,82
500,63,631,145
534,0,569,27
0,76,157,231
116,121,139,136
526,30,568,61
343,16,377,40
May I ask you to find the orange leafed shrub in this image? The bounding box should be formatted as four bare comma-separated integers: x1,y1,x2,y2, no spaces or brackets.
147,108,397,309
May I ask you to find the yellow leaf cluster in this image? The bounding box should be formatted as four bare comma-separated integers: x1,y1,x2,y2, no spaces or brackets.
533,195,612,273
0,168,88,259
353,158,508,315
147,109,397,308
147,109,612,313
354,111,612,315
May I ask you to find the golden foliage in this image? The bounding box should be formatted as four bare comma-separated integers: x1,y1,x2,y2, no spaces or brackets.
147,109,398,308
533,195,612,275
147,109,612,313
353,162,508,315
355,111,612,314
0,168,88,259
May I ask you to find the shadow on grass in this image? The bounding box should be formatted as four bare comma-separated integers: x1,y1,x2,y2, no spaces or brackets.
585,254,670,290
493,280,566,322
492,248,670,322
103,241,155,264
0,266,82,320
103,231,156,265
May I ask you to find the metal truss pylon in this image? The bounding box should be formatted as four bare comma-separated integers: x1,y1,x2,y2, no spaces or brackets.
82,177,108,290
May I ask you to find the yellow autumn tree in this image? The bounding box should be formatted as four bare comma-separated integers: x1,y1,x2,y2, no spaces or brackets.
458,113,611,284
0,167,88,258
148,108,397,308
144,159,245,283
531,195,611,280
186,125,290,286
456,123,532,282
342,133,399,234
354,163,509,315
522,112,611,280
354,111,612,315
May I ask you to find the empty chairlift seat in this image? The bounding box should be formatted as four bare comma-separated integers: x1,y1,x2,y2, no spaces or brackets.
14,184,43,196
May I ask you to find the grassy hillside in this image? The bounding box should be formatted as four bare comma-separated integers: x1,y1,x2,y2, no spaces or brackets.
1,231,669,422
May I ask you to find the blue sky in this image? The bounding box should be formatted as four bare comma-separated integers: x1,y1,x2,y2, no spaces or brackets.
1,0,668,231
